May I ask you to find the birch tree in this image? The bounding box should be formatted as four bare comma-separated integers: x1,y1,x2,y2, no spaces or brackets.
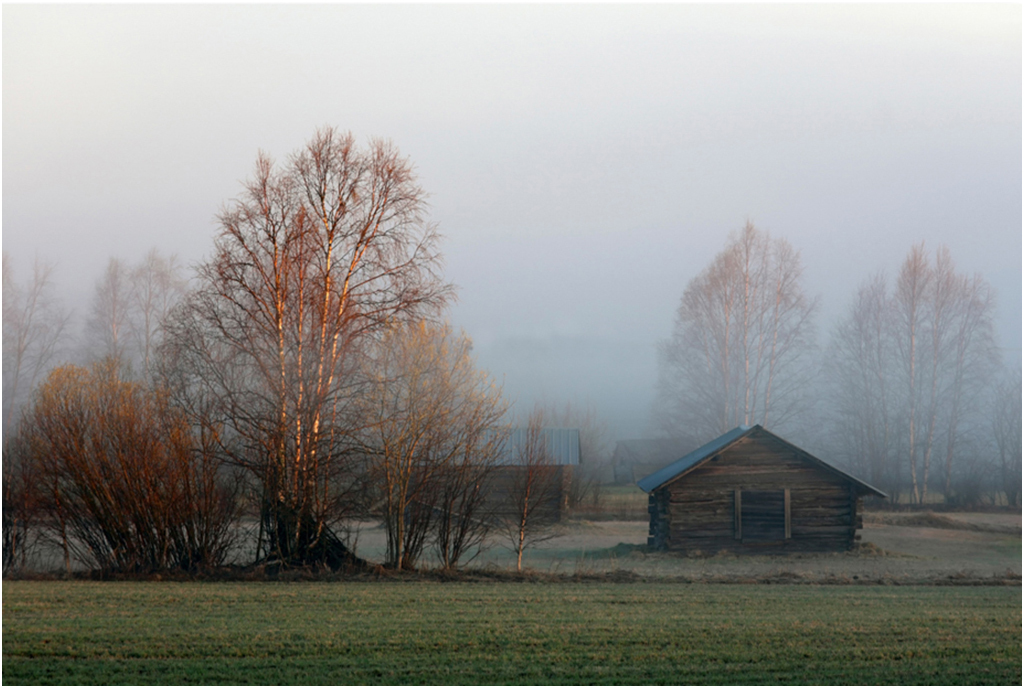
655,223,817,440
828,244,999,503
362,321,507,570
936,259,998,500
892,243,930,502
2,253,70,435
127,249,188,379
162,128,451,568
85,257,132,364
500,408,563,572
824,273,898,492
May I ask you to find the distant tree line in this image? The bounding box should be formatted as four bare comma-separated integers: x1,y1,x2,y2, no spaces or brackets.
655,224,1021,507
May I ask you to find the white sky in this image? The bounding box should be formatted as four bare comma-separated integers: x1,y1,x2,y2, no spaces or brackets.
3,4,1021,438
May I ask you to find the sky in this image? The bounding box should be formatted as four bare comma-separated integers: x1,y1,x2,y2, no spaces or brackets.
3,4,1021,440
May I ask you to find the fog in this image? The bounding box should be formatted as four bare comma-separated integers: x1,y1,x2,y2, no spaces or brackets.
4,4,1020,440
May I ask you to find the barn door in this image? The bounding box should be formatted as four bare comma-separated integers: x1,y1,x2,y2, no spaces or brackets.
735,489,790,542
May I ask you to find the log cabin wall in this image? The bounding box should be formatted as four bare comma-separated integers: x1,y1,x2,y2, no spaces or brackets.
485,465,571,522
647,490,670,550
655,431,863,554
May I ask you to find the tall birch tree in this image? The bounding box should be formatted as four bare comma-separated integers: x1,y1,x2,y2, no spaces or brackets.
655,223,817,440
162,127,451,568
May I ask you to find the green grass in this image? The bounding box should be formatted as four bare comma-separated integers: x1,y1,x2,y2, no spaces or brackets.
3,581,1020,685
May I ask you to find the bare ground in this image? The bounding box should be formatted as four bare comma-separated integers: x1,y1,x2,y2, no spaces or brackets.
341,512,1021,583
11,512,1020,584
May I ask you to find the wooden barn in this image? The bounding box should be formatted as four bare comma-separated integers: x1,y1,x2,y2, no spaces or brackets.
486,427,580,522
638,425,886,554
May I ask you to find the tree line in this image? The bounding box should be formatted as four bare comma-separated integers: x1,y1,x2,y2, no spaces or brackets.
655,224,1021,507
3,128,574,576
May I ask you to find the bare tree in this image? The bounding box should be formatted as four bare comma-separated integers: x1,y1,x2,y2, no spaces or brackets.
824,273,898,494
432,447,501,570
655,223,817,440
935,258,998,500
127,249,188,379
162,128,451,569
84,257,132,364
3,255,70,573
500,408,563,572
363,321,507,570
827,244,999,503
2,253,70,435
891,244,929,502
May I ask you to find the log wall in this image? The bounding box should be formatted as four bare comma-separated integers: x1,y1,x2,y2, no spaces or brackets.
484,465,571,522
652,432,865,554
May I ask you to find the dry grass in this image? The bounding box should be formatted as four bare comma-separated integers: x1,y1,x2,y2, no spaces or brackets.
863,511,1022,535
9,508,1020,586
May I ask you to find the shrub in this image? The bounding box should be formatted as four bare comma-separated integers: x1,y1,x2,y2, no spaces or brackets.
15,360,239,573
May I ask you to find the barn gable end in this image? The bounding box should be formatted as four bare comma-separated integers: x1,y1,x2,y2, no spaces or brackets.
640,425,886,554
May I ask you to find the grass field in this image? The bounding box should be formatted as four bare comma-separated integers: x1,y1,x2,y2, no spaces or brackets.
3,581,1020,685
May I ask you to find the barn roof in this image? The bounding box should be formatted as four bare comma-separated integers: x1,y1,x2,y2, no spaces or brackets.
495,427,580,466
636,425,887,497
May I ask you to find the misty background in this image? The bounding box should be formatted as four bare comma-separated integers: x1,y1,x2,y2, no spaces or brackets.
4,4,1021,441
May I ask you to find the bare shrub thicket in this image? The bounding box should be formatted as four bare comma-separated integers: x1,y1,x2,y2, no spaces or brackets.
362,322,508,570
655,223,817,441
161,128,451,569
13,361,239,573
2,438,40,575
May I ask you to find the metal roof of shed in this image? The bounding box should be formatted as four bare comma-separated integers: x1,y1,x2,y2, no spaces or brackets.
495,427,580,466
636,425,887,498
636,426,751,492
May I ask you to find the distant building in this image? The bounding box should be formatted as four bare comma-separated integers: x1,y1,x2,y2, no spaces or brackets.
638,425,886,554
488,427,580,521
495,428,580,466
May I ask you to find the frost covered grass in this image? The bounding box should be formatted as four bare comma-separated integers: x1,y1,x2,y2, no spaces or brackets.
3,581,1020,685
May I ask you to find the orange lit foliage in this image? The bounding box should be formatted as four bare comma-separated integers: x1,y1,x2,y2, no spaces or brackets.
20,361,237,573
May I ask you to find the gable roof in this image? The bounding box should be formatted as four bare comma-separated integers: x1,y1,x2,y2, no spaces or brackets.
636,425,887,498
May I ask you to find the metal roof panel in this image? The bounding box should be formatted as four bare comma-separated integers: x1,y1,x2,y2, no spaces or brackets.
636,425,751,492
495,427,581,466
